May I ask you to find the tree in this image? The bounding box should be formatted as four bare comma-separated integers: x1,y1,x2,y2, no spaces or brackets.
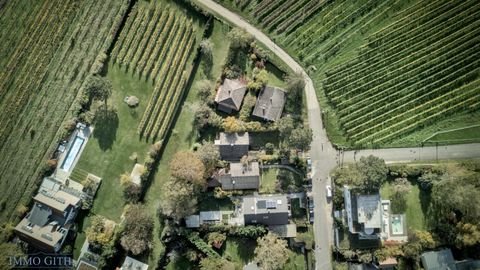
169,151,206,188
332,165,366,187
265,142,274,154
196,79,214,104
158,178,198,220
276,114,295,138
232,225,267,238
285,72,305,103
0,242,24,270
431,170,480,223
86,215,115,247
254,232,290,270
412,230,437,249
391,177,411,213
223,116,246,133
239,93,257,121
417,171,441,190
357,155,388,191
85,75,112,105
228,28,254,49
207,232,227,249
200,257,235,270
247,68,268,91
120,204,154,255
288,127,313,151
200,39,214,60
403,230,437,259
455,222,480,248
122,181,141,203
195,141,220,175
194,103,223,129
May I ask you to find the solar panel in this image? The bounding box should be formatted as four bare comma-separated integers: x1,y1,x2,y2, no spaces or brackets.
266,200,277,209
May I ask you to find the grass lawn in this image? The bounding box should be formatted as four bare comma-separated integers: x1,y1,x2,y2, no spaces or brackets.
389,111,480,147
222,238,256,269
380,182,427,231
259,168,277,193
249,131,281,150
291,198,306,220
199,193,234,211
284,251,307,270
429,125,480,143
165,256,193,270
260,167,304,193
73,64,154,258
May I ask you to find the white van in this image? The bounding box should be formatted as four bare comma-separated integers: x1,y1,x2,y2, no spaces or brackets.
326,185,332,198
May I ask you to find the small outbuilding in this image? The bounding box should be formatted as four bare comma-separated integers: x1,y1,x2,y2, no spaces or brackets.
130,163,145,186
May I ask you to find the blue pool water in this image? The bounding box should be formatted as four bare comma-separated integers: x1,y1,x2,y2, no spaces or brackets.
61,136,85,172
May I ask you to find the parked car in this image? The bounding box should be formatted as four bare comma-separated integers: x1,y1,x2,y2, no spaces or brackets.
326,185,332,198
308,197,314,209
309,210,314,223
307,158,312,172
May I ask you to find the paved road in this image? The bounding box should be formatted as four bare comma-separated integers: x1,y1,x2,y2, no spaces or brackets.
193,0,335,269
343,143,480,163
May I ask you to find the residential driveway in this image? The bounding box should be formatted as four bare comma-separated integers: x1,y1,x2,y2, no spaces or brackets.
192,0,335,269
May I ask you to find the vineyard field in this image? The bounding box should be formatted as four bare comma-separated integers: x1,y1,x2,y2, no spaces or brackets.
0,0,130,225
322,0,480,146
111,1,197,142
216,0,480,147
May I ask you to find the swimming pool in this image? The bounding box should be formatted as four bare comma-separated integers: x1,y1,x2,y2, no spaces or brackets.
61,136,85,172
391,216,404,235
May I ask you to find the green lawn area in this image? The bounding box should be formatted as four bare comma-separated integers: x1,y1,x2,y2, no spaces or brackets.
199,193,234,211
249,131,281,150
73,64,154,258
291,198,306,220
380,182,427,231
165,256,194,270
260,167,304,193
284,251,307,270
222,238,256,269
429,125,480,143
259,168,277,193
389,111,480,147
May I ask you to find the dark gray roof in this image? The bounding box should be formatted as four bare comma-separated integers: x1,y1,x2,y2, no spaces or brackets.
252,86,286,121
421,249,457,270
215,79,247,111
28,203,51,227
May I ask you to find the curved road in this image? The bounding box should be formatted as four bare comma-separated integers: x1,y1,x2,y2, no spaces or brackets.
191,1,480,269
193,1,336,269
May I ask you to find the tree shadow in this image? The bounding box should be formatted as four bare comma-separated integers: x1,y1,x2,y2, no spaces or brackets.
93,105,119,151
226,237,256,263
202,55,213,79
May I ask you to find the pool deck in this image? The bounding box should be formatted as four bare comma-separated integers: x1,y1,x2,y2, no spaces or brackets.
54,125,93,183
381,200,408,242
